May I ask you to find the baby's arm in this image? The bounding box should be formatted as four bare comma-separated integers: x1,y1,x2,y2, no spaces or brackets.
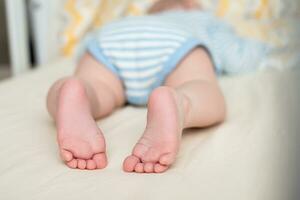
147,0,202,14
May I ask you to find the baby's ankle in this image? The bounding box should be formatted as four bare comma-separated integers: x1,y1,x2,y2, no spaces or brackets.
175,90,191,129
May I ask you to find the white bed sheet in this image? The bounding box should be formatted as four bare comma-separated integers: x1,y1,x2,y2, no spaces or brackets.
0,59,299,200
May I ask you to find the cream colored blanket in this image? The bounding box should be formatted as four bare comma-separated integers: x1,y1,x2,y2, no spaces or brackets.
0,59,299,199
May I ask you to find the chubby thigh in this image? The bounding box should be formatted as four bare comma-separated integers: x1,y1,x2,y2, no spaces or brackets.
164,47,218,88
75,53,126,111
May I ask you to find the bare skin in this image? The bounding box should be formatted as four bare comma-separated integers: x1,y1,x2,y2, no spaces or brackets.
47,53,125,169
46,0,226,172
148,0,202,14
123,48,226,173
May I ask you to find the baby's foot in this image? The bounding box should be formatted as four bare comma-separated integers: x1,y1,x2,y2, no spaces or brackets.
56,79,107,170
123,87,185,173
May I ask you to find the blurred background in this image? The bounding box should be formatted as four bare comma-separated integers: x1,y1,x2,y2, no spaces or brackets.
0,0,299,81
0,0,10,80
0,0,299,199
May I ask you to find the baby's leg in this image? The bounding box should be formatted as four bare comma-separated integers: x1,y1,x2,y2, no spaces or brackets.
123,48,226,173
47,53,125,170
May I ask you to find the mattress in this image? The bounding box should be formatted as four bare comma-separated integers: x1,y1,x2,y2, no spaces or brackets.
0,59,299,200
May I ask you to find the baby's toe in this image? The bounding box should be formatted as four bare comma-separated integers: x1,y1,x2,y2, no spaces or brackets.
60,149,73,162
154,163,169,173
159,153,176,166
87,159,96,170
67,159,77,169
123,155,140,172
134,163,145,173
93,153,107,169
77,159,87,169
132,143,149,159
142,148,160,163
144,163,154,173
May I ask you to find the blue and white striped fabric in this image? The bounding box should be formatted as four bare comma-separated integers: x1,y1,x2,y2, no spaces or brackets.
83,10,270,105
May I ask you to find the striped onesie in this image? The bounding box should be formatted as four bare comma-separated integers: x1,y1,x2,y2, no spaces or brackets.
81,10,269,105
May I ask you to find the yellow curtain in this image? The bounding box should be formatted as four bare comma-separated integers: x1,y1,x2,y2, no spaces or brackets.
61,0,295,57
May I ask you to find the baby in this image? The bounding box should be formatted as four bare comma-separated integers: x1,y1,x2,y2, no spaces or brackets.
47,0,268,173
